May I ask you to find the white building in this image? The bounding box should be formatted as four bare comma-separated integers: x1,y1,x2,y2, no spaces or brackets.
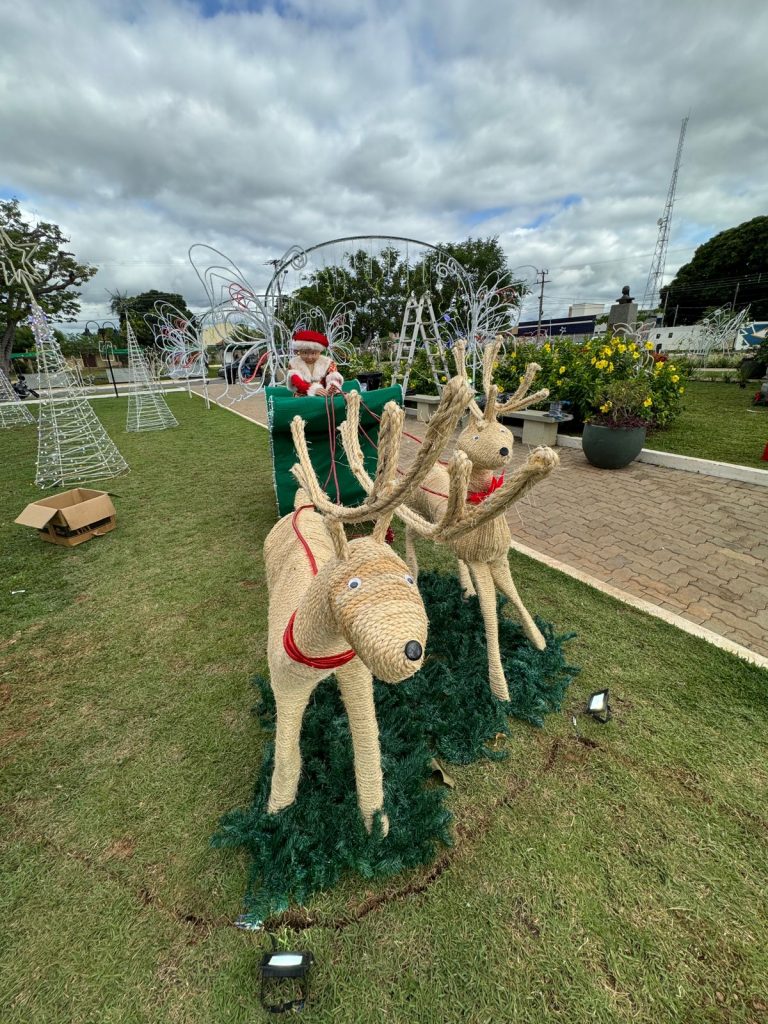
650,324,757,354
568,302,605,318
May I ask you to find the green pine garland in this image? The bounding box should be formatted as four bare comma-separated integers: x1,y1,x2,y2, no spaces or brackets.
213,572,579,924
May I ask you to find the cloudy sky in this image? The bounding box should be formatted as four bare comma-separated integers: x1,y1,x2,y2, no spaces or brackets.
2,0,767,326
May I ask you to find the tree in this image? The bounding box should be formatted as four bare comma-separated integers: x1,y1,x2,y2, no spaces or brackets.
284,237,519,346
109,289,195,346
660,216,768,325
0,198,97,375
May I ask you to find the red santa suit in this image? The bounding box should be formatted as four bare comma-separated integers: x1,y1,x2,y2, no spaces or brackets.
287,329,344,397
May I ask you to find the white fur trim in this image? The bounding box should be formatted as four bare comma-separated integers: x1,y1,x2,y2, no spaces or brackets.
308,382,324,396
291,340,327,353
326,371,344,389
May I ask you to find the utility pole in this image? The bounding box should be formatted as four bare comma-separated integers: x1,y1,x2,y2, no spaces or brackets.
536,269,549,337
732,282,740,311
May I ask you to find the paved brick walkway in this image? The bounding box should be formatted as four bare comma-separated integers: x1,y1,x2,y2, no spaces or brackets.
196,383,768,659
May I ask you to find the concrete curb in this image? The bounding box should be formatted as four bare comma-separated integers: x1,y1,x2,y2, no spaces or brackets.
554,433,768,487
509,538,768,671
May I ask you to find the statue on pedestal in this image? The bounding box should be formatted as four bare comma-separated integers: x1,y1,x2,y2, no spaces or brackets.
608,285,638,331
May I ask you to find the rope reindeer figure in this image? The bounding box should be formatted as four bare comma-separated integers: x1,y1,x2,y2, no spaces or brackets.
342,338,558,703
263,376,472,834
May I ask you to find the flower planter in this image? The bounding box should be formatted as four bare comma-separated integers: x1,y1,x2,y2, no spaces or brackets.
582,423,646,470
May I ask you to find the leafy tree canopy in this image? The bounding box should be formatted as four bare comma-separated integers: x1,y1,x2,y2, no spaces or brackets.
110,289,195,346
0,197,97,373
660,216,768,325
284,236,518,346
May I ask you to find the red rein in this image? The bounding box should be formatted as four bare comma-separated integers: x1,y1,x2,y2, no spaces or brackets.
283,504,355,669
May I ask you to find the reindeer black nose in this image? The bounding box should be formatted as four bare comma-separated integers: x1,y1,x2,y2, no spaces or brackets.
404,641,423,661
499,447,509,457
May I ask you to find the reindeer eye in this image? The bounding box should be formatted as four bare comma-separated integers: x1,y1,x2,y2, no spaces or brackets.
404,574,415,585
473,435,479,441
347,577,362,590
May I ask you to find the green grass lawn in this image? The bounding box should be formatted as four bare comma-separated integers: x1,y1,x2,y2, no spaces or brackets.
645,381,768,468
1,394,767,1024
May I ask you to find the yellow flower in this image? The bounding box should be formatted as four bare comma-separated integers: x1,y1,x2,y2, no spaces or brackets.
590,357,597,365
601,347,612,358
607,362,614,373
629,342,638,351
440,375,447,382
668,364,676,371
671,374,679,383
595,359,607,370
679,386,685,394
600,401,612,413
632,352,640,360
618,343,626,353
559,365,566,374
643,397,653,408
644,341,654,350
542,343,551,353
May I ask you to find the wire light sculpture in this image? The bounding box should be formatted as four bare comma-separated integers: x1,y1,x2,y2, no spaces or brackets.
125,321,178,432
0,225,128,487
31,303,129,488
189,244,283,403
694,306,750,363
0,367,35,428
150,300,211,408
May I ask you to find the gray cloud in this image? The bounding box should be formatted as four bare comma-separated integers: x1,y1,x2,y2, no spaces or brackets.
2,0,766,325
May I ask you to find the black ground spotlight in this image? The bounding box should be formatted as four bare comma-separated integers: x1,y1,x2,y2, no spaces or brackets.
259,948,314,1014
585,689,611,723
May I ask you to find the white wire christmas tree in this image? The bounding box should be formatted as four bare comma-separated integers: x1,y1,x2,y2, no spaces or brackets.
1,224,129,487
31,304,129,488
125,320,178,432
0,367,35,428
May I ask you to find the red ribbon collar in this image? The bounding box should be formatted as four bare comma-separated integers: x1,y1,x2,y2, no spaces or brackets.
466,473,505,505
283,504,356,668
283,611,356,670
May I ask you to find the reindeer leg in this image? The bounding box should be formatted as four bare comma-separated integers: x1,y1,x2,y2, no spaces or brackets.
336,661,389,836
457,559,476,599
267,677,318,814
469,562,509,702
490,556,546,651
404,527,419,582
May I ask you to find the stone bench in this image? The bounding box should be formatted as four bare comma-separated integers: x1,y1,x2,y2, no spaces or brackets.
499,409,574,446
403,393,442,423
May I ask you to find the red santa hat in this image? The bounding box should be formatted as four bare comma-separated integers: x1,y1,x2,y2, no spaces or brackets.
291,329,329,353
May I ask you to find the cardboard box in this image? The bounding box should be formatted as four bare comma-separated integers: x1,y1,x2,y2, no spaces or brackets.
15,488,117,547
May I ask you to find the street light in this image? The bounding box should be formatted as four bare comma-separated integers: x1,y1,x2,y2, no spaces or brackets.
85,320,120,397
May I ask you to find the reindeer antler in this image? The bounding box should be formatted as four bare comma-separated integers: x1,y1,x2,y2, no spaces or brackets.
291,375,471,532
495,361,550,415
438,446,559,541
452,340,486,421
342,385,477,543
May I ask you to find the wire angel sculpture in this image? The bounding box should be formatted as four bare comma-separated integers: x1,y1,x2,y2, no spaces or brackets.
189,243,287,400
284,299,358,368
438,272,525,389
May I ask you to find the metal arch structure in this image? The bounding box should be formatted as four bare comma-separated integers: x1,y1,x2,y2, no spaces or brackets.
263,235,474,309
264,235,515,393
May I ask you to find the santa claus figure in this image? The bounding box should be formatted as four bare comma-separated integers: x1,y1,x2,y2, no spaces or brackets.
287,329,345,397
